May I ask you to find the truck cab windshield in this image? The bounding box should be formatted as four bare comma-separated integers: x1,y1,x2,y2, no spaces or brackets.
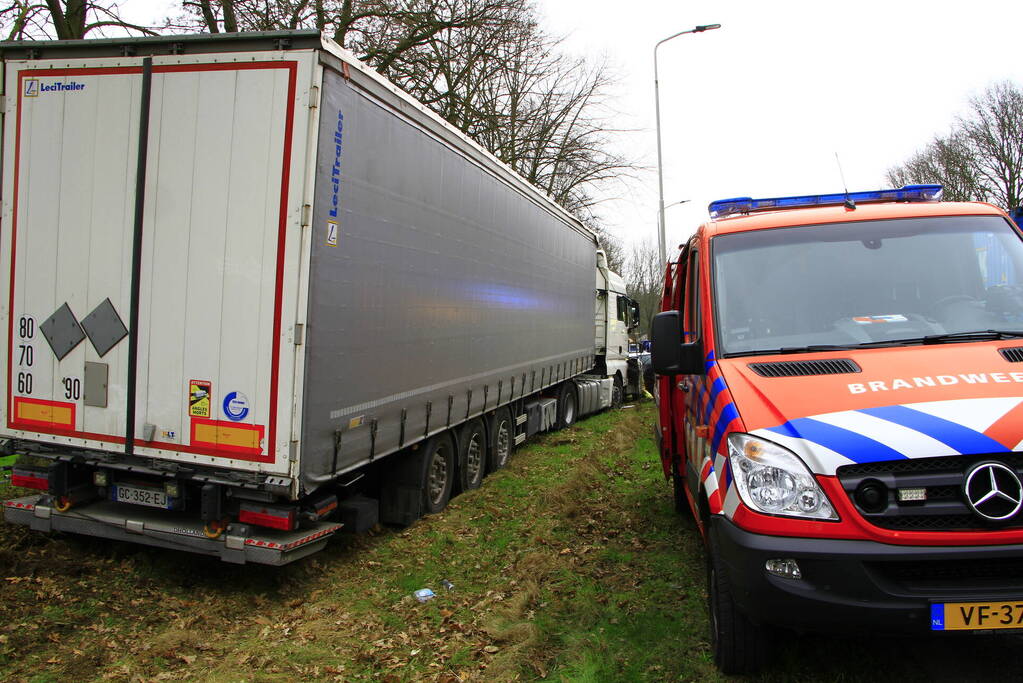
712,215,1023,356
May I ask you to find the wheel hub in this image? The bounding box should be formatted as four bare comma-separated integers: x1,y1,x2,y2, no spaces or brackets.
467,434,482,478
428,448,449,504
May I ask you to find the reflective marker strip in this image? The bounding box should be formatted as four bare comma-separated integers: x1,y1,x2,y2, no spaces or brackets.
243,524,342,551
11,472,47,490
190,419,264,455
13,397,75,429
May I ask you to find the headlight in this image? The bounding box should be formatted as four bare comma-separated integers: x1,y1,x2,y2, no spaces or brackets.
727,433,838,520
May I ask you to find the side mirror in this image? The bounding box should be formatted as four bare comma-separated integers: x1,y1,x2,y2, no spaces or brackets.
650,311,705,376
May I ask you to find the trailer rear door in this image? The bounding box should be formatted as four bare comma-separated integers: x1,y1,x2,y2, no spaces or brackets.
1,52,313,474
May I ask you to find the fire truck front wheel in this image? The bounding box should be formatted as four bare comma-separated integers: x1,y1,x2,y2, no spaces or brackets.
708,527,769,674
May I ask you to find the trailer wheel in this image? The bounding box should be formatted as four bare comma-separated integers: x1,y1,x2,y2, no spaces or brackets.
487,408,513,472
423,432,455,515
612,375,624,409
458,419,486,491
707,527,768,674
556,382,577,429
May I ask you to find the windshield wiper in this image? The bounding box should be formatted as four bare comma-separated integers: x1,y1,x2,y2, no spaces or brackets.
919,330,1023,345
778,344,862,354
727,343,874,358
725,331,1023,358
726,338,939,358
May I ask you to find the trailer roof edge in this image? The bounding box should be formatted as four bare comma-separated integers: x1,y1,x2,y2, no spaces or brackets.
0,29,323,59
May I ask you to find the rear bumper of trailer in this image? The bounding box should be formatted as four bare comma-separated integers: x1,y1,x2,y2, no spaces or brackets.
4,496,341,566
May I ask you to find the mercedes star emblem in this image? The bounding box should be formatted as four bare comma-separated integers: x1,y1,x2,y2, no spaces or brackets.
963,461,1023,522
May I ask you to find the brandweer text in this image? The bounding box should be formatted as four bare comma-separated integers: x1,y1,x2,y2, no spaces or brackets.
849,372,1023,393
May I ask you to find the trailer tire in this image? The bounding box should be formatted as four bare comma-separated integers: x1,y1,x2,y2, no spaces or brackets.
458,419,486,491
707,527,768,674
487,408,513,473
556,382,577,429
422,432,456,515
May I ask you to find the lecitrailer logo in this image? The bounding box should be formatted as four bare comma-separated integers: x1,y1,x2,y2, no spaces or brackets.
23,78,86,97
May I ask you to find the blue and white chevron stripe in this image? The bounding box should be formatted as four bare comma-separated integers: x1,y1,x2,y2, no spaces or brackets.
750,397,1023,475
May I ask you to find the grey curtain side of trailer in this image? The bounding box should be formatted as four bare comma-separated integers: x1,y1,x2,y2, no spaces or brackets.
299,66,595,489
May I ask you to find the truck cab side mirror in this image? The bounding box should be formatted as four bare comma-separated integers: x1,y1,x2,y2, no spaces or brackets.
650,311,705,376
628,300,641,330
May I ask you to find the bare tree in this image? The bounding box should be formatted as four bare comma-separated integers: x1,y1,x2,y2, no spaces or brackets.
592,224,625,275
0,0,159,39
886,131,986,203
959,81,1023,209
886,81,1023,209
624,239,661,336
392,2,633,216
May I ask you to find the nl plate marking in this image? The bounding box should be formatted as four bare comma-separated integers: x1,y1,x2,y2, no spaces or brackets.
112,485,169,510
932,601,1023,631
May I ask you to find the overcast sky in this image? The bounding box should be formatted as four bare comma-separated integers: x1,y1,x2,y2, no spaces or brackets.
537,0,1023,254
129,0,1023,253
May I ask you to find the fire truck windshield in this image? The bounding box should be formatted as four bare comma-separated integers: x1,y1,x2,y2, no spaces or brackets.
712,215,1023,357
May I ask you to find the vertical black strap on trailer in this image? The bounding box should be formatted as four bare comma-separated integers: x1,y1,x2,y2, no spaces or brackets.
125,57,153,456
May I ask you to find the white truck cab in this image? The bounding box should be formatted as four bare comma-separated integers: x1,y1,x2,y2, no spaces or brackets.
595,250,641,405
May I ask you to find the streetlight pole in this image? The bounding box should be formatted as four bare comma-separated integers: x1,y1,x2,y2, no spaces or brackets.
655,23,721,270
654,200,689,256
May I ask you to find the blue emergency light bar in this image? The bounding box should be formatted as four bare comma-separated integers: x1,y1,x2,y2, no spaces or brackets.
708,184,943,220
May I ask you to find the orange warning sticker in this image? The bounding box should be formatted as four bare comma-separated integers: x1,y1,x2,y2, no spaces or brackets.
188,380,211,418
190,418,265,456
13,397,75,429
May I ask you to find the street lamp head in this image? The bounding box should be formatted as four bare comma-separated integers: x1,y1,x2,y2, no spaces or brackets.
654,22,722,270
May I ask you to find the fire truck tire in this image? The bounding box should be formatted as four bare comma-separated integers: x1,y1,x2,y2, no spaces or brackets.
708,530,768,674
487,408,513,473
458,419,486,491
422,432,455,515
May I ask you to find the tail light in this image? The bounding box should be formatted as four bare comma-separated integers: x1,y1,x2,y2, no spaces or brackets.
11,467,48,491
238,502,296,531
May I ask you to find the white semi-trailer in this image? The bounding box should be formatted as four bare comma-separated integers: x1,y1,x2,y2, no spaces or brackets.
0,31,640,564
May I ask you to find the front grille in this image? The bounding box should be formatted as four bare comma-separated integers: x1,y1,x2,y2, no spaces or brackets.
840,452,1023,476
837,454,1023,532
747,358,860,378
871,557,1023,592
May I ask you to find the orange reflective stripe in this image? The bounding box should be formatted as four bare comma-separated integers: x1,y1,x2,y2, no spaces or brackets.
13,397,75,429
